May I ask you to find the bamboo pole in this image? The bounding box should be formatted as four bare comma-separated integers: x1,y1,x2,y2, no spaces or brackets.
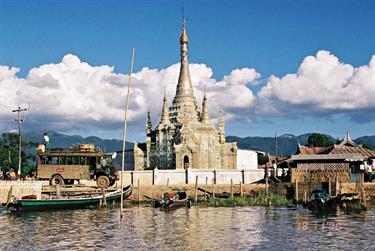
265,177,269,195
304,190,307,204
230,179,233,198
166,178,169,190
194,176,198,202
205,177,208,202
240,182,243,197
120,48,135,219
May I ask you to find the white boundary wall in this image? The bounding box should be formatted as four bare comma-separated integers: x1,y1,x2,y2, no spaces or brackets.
120,168,264,186
0,181,43,203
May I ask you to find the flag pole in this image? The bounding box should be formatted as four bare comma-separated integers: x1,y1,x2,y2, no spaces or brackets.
120,48,135,219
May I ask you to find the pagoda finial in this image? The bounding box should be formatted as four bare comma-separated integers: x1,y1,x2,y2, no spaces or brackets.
160,94,170,125
218,109,225,142
201,92,211,125
146,109,152,133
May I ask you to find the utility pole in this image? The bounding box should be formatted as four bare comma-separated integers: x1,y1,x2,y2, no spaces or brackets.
12,106,27,180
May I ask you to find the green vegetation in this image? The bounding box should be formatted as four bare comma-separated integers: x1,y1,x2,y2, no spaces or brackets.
307,133,335,147
0,133,37,177
193,192,292,207
355,141,373,150
257,152,269,165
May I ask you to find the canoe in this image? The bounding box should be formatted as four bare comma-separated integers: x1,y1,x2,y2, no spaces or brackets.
154,191,191,209
8,185,132,212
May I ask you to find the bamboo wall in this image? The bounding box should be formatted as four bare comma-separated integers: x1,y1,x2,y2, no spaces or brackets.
291,162,350,183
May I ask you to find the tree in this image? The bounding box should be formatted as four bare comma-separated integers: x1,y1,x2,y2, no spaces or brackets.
307,133,335,147
257,152,269,165
0,133,37,177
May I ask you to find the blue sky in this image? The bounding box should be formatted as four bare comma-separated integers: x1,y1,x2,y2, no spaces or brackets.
1,0,375,140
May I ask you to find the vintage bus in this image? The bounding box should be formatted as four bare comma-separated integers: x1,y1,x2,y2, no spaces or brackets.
35,144,117,188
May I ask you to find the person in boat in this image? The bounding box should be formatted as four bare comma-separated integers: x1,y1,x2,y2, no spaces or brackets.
8,169,16,181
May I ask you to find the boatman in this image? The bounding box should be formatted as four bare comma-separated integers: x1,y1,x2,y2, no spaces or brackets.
43,132,49,149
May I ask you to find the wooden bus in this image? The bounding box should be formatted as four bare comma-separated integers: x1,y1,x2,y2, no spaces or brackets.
36,145,117,188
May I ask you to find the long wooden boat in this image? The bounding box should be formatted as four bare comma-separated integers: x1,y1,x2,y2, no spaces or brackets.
8,185,132,212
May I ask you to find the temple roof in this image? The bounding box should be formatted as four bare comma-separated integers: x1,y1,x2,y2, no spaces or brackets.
296,132,375,158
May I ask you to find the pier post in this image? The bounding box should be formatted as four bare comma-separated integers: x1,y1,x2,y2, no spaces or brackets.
240,182,243,197
101,188,107,208
295,180,298,203
205,177,208,202
212,178,215,199
328,178,332,197
230,179,233,198
56,184,61,199
138,179,140,205
194,176,198,202
361,173,366,204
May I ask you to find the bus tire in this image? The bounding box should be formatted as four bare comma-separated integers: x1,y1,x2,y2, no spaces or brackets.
97,175,110,188
50,174,65,186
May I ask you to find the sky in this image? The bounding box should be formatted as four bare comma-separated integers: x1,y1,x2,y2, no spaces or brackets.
0,0,375,141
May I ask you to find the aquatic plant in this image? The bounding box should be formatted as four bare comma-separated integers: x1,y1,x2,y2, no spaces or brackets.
193,191,292,208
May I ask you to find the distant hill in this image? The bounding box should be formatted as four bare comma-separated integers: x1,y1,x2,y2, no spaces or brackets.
22,131,133,152
226,133,337,156
4,130,374,158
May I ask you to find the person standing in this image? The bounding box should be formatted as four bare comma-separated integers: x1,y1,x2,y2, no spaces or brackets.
43,132,50,149
368,160,373,182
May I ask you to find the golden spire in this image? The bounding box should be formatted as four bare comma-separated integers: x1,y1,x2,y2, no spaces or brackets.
174,15,194,101
201,92,211,125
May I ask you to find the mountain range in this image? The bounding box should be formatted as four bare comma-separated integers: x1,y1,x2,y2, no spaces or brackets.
14,130,375,157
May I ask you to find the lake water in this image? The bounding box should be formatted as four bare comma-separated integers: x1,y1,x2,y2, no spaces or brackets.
0,206,374,250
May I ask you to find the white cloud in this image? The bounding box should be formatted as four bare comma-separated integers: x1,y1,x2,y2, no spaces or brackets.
2,50,375,135
0,54,259,132
257,50,375,117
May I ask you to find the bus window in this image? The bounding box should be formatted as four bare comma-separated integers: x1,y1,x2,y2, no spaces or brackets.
52,157,58,165
72,156,79,165
42,156,47,164
59,156,66,165
66,156,73,165
89,157,97,168
79,156,86,165
47,156,53,165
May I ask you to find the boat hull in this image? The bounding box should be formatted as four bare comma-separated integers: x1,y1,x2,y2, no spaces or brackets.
10,185,132,212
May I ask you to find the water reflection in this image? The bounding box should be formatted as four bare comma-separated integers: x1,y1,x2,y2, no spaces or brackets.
0,206,374,250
